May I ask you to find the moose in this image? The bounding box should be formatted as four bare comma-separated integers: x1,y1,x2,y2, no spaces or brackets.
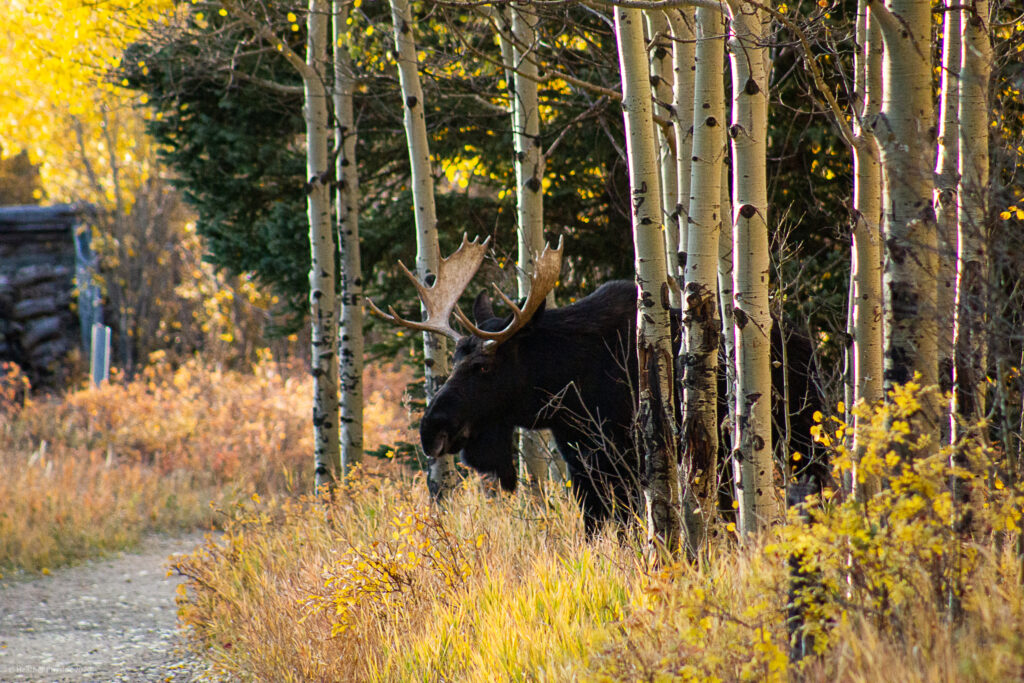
371,236,825,534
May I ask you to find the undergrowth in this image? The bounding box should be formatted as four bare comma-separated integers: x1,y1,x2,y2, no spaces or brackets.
0,357,415,573
170,382,1024,681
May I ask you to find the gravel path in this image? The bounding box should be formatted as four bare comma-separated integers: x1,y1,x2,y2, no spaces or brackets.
0,534,212,682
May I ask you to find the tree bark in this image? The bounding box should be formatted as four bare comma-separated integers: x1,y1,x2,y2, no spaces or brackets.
952,0,990,438
681,5,724,555
668,9,696,283
850,0,884,498
647,10,681,307
935,0,961,414
728,0,781,533
306,0,340,494
509,3,552,490
872,0,939,429
334,0,364,477
615,4,682,555
389,0,458,499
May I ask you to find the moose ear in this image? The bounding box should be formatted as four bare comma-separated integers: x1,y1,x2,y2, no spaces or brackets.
473,291,495,323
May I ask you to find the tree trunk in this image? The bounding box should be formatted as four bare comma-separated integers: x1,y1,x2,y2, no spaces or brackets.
728,0,781,533
305,0,340,494
952,0,991,439
935,0,961,416
647,10,680,307
509,4,552,491
334,0,363,477
873,0,939,433
850,0,884,498
389,0,458,499
719,142,735,446
614,4,682,555
668,9,696,283
681,5,725,555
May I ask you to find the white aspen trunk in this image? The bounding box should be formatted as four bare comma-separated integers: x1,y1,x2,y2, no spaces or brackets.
850,0,883,498
510,4,551,490
615,4,681,555
952,0,991,437
681,5,724,554
873,0,938,413
719,143,735,437
668,9,696,281
935,0,961,411
334,1,363,477
389,0,458,498
728,0,781,533
647,10,681,307
307,0,340,493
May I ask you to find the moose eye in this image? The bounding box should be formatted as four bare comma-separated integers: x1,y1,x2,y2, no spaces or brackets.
472,360,492,375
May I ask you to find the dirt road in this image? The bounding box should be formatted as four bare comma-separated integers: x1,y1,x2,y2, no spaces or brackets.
0,535,211,682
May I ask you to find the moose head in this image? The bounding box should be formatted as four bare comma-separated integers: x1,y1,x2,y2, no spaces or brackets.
368,236,564,491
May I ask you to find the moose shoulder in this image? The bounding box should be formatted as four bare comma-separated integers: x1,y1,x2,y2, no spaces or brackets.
370,237,824,534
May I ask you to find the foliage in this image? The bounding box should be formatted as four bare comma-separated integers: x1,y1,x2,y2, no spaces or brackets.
0,356,415,574
776,381,1024,662
113,0,643,329
0,0,280,372
169,383,1024,681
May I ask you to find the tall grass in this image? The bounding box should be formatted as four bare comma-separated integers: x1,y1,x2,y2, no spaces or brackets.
168,385,1024,681
0,357,415,573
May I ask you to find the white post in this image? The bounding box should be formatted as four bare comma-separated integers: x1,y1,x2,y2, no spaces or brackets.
90,323,111,386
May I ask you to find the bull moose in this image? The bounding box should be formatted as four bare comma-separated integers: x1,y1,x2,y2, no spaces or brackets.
370,236,824,534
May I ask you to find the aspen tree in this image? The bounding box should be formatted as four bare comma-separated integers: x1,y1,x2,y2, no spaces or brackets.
647,10,680,305
389,0,459,498
306,0,339,493
614,4,681,554
508,4,552,489
216,0,342,492
953,0,991,438
335,0,364,476
935,0,961,409
667,9,696,278
872,0,938,415
727,0,781,531
682,5,725,553
851,0,883,497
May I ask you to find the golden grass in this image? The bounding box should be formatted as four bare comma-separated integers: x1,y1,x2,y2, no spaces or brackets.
6,362,1023,680
167,386,1024,682
0,357,416,573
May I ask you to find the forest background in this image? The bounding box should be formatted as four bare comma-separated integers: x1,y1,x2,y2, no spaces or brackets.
2,0,1024,679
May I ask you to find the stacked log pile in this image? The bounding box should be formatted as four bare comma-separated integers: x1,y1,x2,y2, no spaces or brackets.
0,264,77,381
0,204,94,388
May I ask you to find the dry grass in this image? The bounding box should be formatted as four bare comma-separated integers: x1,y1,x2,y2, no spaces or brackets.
0,357,416,573
170,471,1024,682
166,384,1024,682
6,361,1023,680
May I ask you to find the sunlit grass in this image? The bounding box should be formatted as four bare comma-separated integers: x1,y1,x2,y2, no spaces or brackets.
168,384,1024,681
0,357,416,574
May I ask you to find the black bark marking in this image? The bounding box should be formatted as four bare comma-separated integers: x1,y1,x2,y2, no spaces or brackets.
733,307,749,328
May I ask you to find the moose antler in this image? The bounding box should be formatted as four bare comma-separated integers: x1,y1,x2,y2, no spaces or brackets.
453,237,564,347
366,234,491,342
